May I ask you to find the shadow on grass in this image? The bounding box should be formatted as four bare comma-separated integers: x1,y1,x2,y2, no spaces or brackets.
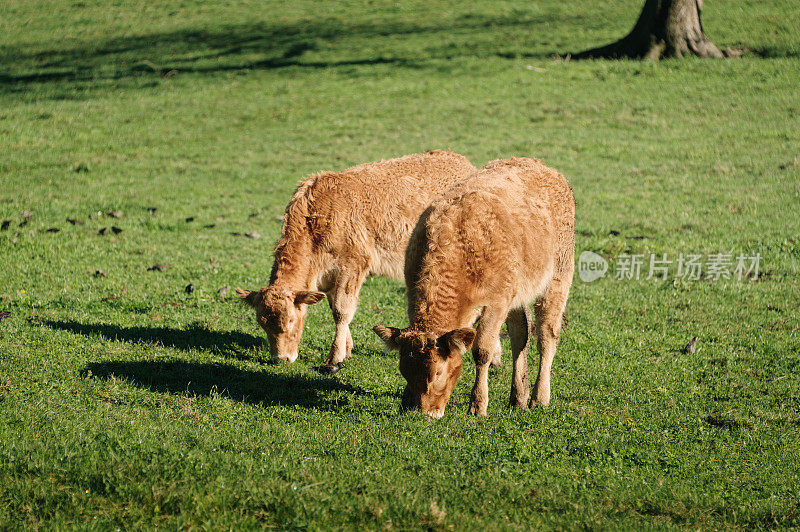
45,320,264,361
82,359,373,409
0,13,567,91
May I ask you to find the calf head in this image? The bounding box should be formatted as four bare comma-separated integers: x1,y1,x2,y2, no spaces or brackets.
237,287,325,363
373,325,475,418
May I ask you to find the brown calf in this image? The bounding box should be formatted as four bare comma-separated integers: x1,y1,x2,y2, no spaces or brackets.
238,151,476,365
374,157,575,417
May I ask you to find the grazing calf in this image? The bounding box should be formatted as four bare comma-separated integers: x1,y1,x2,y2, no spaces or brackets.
374,157,574,417
237,151,476,365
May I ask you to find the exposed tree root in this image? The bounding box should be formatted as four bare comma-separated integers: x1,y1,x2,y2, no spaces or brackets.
574,0,729,60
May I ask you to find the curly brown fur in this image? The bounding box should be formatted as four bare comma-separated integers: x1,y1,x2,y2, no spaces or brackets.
238,151,476,364
375,157,575,416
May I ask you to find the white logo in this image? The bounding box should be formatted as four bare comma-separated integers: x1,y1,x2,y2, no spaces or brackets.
578,251,608,282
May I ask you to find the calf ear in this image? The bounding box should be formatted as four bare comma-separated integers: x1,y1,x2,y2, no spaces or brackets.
294,290,325,305
373,325,403,351
236,288,260,308
439,328,476,357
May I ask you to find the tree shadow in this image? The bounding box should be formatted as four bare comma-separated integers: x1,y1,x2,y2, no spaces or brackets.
45,319,265,362
0,13,569,91
82,359,376,410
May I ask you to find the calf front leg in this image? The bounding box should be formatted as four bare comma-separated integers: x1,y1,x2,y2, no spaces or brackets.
468,307,506,417
325,267,367,366
326,296,353,359
490,337,502,368
474,313,501,367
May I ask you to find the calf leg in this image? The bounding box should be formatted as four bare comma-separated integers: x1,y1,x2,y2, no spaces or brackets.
506,305,532,409
530,278,571,408
327,296,354,360
474,314,501,367
325,266,367,366
490,337,503,368
468,307,506,417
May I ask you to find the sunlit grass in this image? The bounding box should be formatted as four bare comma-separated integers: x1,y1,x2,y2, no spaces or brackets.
1,0,798,528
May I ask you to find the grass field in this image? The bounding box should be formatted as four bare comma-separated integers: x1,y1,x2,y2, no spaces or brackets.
1,0,799,528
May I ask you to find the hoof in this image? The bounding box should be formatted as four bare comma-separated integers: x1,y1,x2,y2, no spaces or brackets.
508,399,530,410
314,362,345,375
468,403,488,417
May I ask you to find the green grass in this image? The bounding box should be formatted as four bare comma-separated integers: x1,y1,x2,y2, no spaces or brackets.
1,0,799,528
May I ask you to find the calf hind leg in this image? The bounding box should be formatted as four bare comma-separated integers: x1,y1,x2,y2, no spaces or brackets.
530,278,570,408
506,305,532,409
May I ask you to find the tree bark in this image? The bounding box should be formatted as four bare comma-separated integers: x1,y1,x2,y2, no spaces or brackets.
574,0,725,60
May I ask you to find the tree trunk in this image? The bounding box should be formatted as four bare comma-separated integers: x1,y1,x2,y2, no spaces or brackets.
575,0,725,60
